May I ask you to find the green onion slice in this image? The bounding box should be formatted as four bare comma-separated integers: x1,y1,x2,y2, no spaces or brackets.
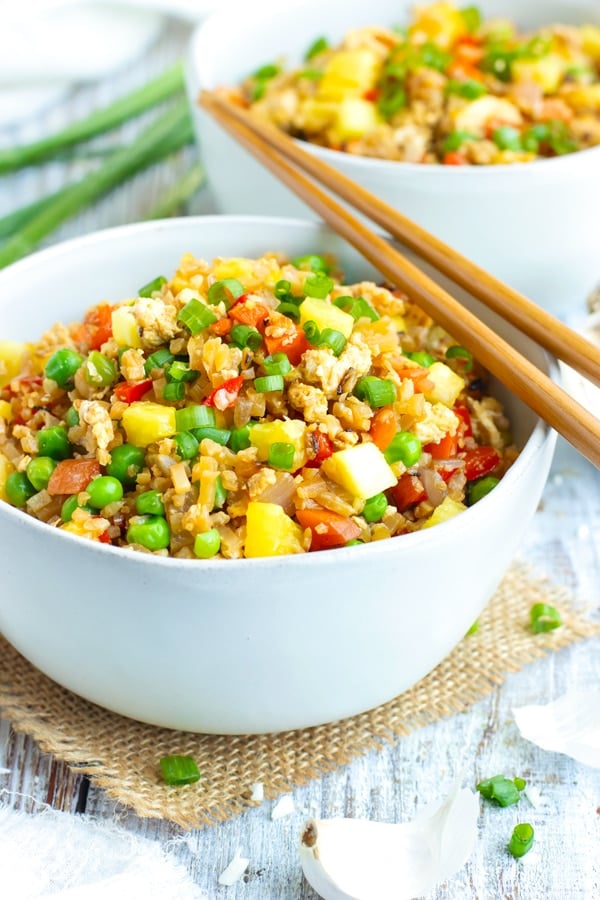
508,823,534,858
230,324,263,350
268,441,295,470
254,375,284,393
303,320,321,345
162,382,185,401
445,344,473,371
263,352,292,376
144,347,174,375
175,405,216,431
318,328,346,357
159,754,201,785
138,275,166,298
177,298,217,335
476,775,524,807
303,272,334,299
530,602,562,634
207,278,245,307
354,376,397,408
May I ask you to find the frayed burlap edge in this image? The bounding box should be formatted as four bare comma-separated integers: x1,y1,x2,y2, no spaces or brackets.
1,562,598,830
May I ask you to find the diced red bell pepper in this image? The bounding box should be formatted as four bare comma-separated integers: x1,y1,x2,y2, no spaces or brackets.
203,375,245,410
113,379,153,403
296,507,361,550
454,405,473,437
389,473,426,511
305,431,334,468
461,445,501,481
98,529,112,544
47,458,102,495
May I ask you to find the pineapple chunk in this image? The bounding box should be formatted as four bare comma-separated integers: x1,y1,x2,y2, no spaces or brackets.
332,97,380,141
244,501,305,557
581,25,600,60
121,401,177,447
0,452,15,502
0,400,12,421
322,442,396,499
453,96,521,137
0,341,28,388
317,49,380,101
512,54,567,94
409,1,467,49
212,257,281,289
421,495,467,528
250,418,307,470
299,297,354,338
423,362,465,406
111,305,142,349
298,98,338,131
563,83,600,112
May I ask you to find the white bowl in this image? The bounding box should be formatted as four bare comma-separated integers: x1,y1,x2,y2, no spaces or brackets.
0,216,556,734
187,0,600,317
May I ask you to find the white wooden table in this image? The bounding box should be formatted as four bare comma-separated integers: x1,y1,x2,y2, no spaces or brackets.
1,21,599,900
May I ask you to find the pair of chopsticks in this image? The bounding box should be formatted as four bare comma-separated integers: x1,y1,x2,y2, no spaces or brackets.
199,90,600,469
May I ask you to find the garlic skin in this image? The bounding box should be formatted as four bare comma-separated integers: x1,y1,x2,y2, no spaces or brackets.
298,783,479,900
513,690,600,768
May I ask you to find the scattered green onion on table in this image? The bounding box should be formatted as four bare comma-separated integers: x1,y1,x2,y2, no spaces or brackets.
0,62,204,268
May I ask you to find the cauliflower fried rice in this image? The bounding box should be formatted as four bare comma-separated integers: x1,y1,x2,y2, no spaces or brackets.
0,250,516,559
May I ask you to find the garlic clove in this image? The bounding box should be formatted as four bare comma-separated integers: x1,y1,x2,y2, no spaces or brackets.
513,690,600,768
298,782,479,900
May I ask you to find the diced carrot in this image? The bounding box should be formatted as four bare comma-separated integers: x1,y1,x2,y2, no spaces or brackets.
47,458,101,495
209,317,233,336
423,432,458,459
370,407,397,451
388,473,426,511
391,364,434,393
454,39,484,65
443,151,468,166
229,300,270,328
296,507,361,550
446,60,483,81
73,303,113,350
264,327,310,366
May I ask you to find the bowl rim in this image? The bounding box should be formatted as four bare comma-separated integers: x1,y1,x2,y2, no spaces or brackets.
0,214,557,571
188,0,600,177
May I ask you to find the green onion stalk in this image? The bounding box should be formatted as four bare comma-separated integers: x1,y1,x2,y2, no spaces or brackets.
0,63,185,174
0,100,195,270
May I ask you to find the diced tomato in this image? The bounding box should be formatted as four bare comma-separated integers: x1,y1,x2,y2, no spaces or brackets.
296,507,361,550
113,379,153,403
73,303,113,350
98,529,112,544
209,317,233,336
203,375,245,410
305,431,334,468
461,445,501,481
264,327,310,366
229,299,270,328
370,407,397,451
443,151,468,166
47,458,102,495
454,405,473,437
389,473,425,511
424,432,458,459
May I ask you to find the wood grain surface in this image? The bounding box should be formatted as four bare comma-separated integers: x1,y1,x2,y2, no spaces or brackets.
1,21,599,900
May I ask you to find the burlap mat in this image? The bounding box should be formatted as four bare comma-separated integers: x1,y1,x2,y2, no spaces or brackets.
1,563,598,829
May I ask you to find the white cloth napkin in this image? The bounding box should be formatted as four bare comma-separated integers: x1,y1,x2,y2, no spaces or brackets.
0,0,217,127
0,803,207,899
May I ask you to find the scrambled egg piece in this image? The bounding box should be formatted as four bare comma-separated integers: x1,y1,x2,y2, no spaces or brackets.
300,335,372,399
133,298,179,349
78,400,115,465
413,401,459,445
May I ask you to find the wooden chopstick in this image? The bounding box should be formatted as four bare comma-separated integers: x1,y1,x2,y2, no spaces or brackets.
200,90,600,390
200,90,600,469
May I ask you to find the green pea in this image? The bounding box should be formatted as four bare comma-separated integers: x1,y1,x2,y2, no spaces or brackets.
384,432,422,467
467,475,500,505
136,490,165,516
193,528,221,559
87,475,124,509
127,515,170,551
84,351,117,387
173,431,199,461
5,471,36,507
362,492,388,523
45,348,84,388
26,456,57,491
37,426,72,460
61,495,93,522
64,406,80,428
106,443,146,484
